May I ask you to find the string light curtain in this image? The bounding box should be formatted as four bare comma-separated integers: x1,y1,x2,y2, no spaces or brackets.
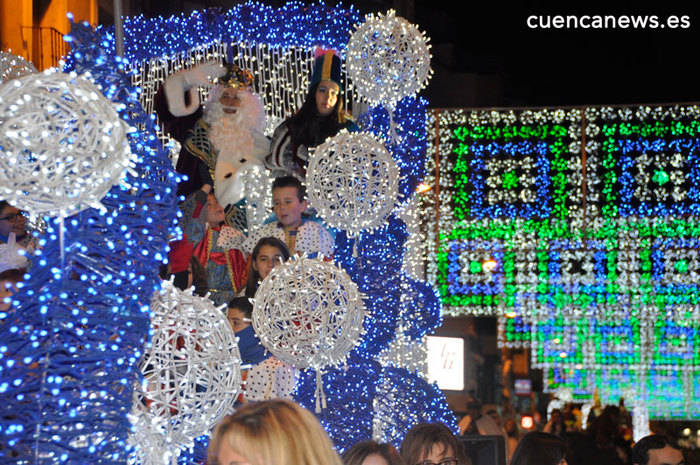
424,105,700,419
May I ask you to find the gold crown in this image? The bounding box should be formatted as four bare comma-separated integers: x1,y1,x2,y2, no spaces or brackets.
219,64,254,90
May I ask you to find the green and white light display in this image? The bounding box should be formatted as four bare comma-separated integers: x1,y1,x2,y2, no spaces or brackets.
424,105,700,419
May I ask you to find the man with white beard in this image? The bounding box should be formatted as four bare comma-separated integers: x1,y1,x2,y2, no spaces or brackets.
155,63,269,304
155,62,269,212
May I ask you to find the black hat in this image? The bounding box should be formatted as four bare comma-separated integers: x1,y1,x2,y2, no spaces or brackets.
309,49,342,91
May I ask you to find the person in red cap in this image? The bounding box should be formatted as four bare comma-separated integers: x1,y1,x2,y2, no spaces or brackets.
265,49,357,181
178,184,247,306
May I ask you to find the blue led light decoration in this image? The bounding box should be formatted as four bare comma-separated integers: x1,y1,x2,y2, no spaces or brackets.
294,355,381,453
373,366,459,449
0,21,180,463
358,97,429,203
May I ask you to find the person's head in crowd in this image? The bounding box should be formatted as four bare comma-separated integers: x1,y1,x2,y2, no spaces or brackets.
482,404,502,427
227,296,253,333
208,399,342,465
504,418,519,438
342,440,405,465
0,201,27,243
286,50,350,148
0,268,24,314
226,296,268,365
630,435,684,465
588,405,622,447
401,423,469,465
272,176,307,230
550,409,562,422
0,233,28,315
510,432,568,465
465,399,482,420
245,237,290,298
203,191,226,228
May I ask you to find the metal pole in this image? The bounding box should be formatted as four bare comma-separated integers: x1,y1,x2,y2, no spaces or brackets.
113,0,124,57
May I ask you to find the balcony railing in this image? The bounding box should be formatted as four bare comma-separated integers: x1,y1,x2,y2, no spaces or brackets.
21,26,69,70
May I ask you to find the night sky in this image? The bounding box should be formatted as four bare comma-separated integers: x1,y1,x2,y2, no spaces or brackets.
414,0,700,107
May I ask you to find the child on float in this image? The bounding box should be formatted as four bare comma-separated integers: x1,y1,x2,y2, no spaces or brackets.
178,184,247,306
243,236,291,297
226,237,297,402
238,176,334,259
265,49,356,181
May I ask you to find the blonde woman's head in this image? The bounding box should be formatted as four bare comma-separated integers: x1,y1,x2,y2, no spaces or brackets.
208,399,342,465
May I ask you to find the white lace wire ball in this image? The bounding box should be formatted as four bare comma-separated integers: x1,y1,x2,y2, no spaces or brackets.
252,255,366,370
0,50,37,83
0,69,133,218
306,131,399,237
129,281,242,463
346,9,432,108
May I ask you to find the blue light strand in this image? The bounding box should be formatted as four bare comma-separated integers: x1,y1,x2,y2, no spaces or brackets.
97,1,361,64
335,216,407,358
357,97,429,203
293,355,381,453
373,366,459,449
399,273,442,340
0,20,179,463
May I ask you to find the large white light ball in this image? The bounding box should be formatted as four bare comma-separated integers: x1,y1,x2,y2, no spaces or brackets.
0,50,37,83
252,255,366,370
0,69,132,217
346,9,432,108
129,281,242,462
306,131,399,237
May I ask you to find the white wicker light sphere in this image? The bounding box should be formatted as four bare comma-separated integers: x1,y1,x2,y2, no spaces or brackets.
346,9,432,108
0,69,132,218
252,255,366,370
306,131,399,237
129,281,242,462
0,51,37,83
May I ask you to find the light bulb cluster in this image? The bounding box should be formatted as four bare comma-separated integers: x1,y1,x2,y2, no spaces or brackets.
425,106,700,419
346,9,432,110
372,366,458,449
0,69,135,218
129,281,242,465
0,50,37,83
307,131,399,237
252,255,366,371
294,355,381,453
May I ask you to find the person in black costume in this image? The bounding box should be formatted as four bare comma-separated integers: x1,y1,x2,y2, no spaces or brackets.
265,49,356,181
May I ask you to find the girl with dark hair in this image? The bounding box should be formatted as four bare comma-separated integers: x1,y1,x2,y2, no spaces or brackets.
510,432,568,465
234,237,296,403
244,236,291,298
265,49,356,180
401,423,470,465
343,440,405,465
